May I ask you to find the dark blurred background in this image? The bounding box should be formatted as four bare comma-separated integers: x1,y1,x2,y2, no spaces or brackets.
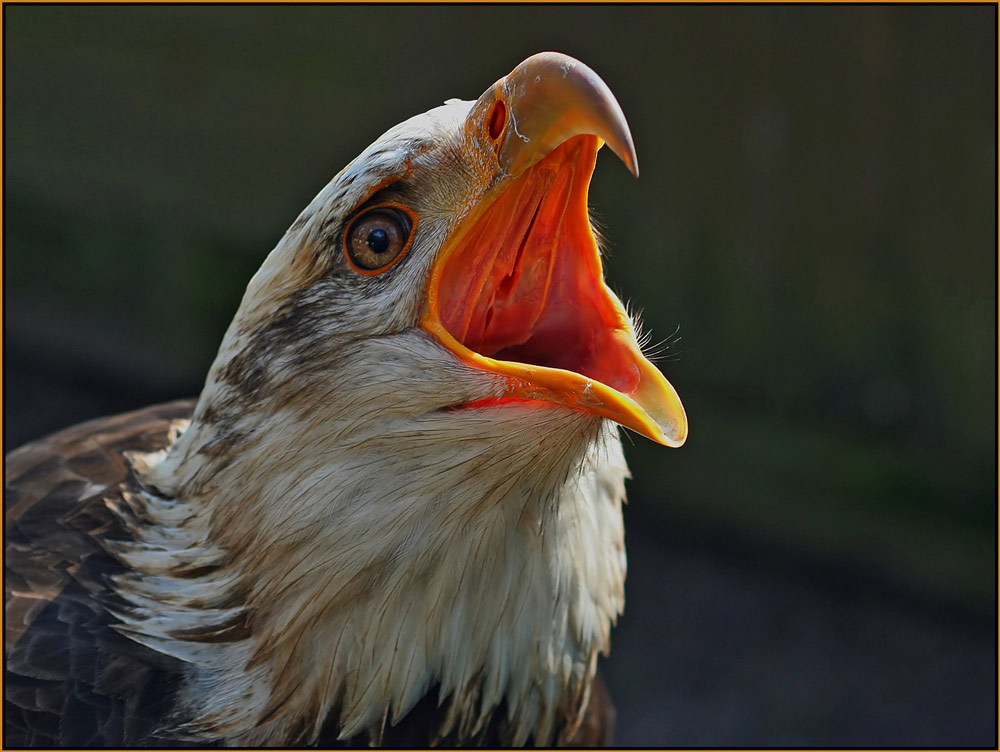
5,5,996,746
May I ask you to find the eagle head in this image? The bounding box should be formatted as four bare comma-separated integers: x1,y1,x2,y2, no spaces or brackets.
120,53,687,747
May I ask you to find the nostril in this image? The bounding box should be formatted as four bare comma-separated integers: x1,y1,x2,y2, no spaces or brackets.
488,100,507,141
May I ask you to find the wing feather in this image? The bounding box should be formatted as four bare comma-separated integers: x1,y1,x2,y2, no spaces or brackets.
4,400,201,747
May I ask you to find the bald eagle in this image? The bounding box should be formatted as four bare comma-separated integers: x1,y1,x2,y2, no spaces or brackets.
5,53,687,747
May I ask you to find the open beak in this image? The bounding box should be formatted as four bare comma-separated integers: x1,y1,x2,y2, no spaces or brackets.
422,53,687,447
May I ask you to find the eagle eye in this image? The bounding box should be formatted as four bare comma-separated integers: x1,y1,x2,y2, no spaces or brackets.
344,205,416,274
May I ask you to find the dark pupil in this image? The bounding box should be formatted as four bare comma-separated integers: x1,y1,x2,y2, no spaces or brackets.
366,228,390,254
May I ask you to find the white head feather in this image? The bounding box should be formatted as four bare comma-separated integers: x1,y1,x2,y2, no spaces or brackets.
104,54,684,746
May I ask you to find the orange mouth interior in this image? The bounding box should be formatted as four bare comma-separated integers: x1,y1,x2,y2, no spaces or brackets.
429,135,641,397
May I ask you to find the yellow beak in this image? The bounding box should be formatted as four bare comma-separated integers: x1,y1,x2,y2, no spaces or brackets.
422,53,687,447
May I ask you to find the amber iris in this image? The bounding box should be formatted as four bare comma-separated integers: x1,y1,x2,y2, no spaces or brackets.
345,207,414,273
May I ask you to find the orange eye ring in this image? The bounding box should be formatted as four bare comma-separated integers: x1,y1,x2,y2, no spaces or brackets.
343,202,419,276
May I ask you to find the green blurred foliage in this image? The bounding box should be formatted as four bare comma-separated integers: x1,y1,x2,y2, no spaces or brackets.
6,6,995,607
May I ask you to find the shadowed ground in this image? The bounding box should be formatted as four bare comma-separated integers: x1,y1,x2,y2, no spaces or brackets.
606,505,994,747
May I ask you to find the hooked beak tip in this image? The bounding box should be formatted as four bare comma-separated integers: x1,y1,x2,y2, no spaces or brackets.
483,52,639,179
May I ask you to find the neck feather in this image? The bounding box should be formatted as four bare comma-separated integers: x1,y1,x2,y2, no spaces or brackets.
108,338,629,746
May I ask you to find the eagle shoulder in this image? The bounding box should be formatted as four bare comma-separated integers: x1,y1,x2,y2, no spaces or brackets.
4,400,198,747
